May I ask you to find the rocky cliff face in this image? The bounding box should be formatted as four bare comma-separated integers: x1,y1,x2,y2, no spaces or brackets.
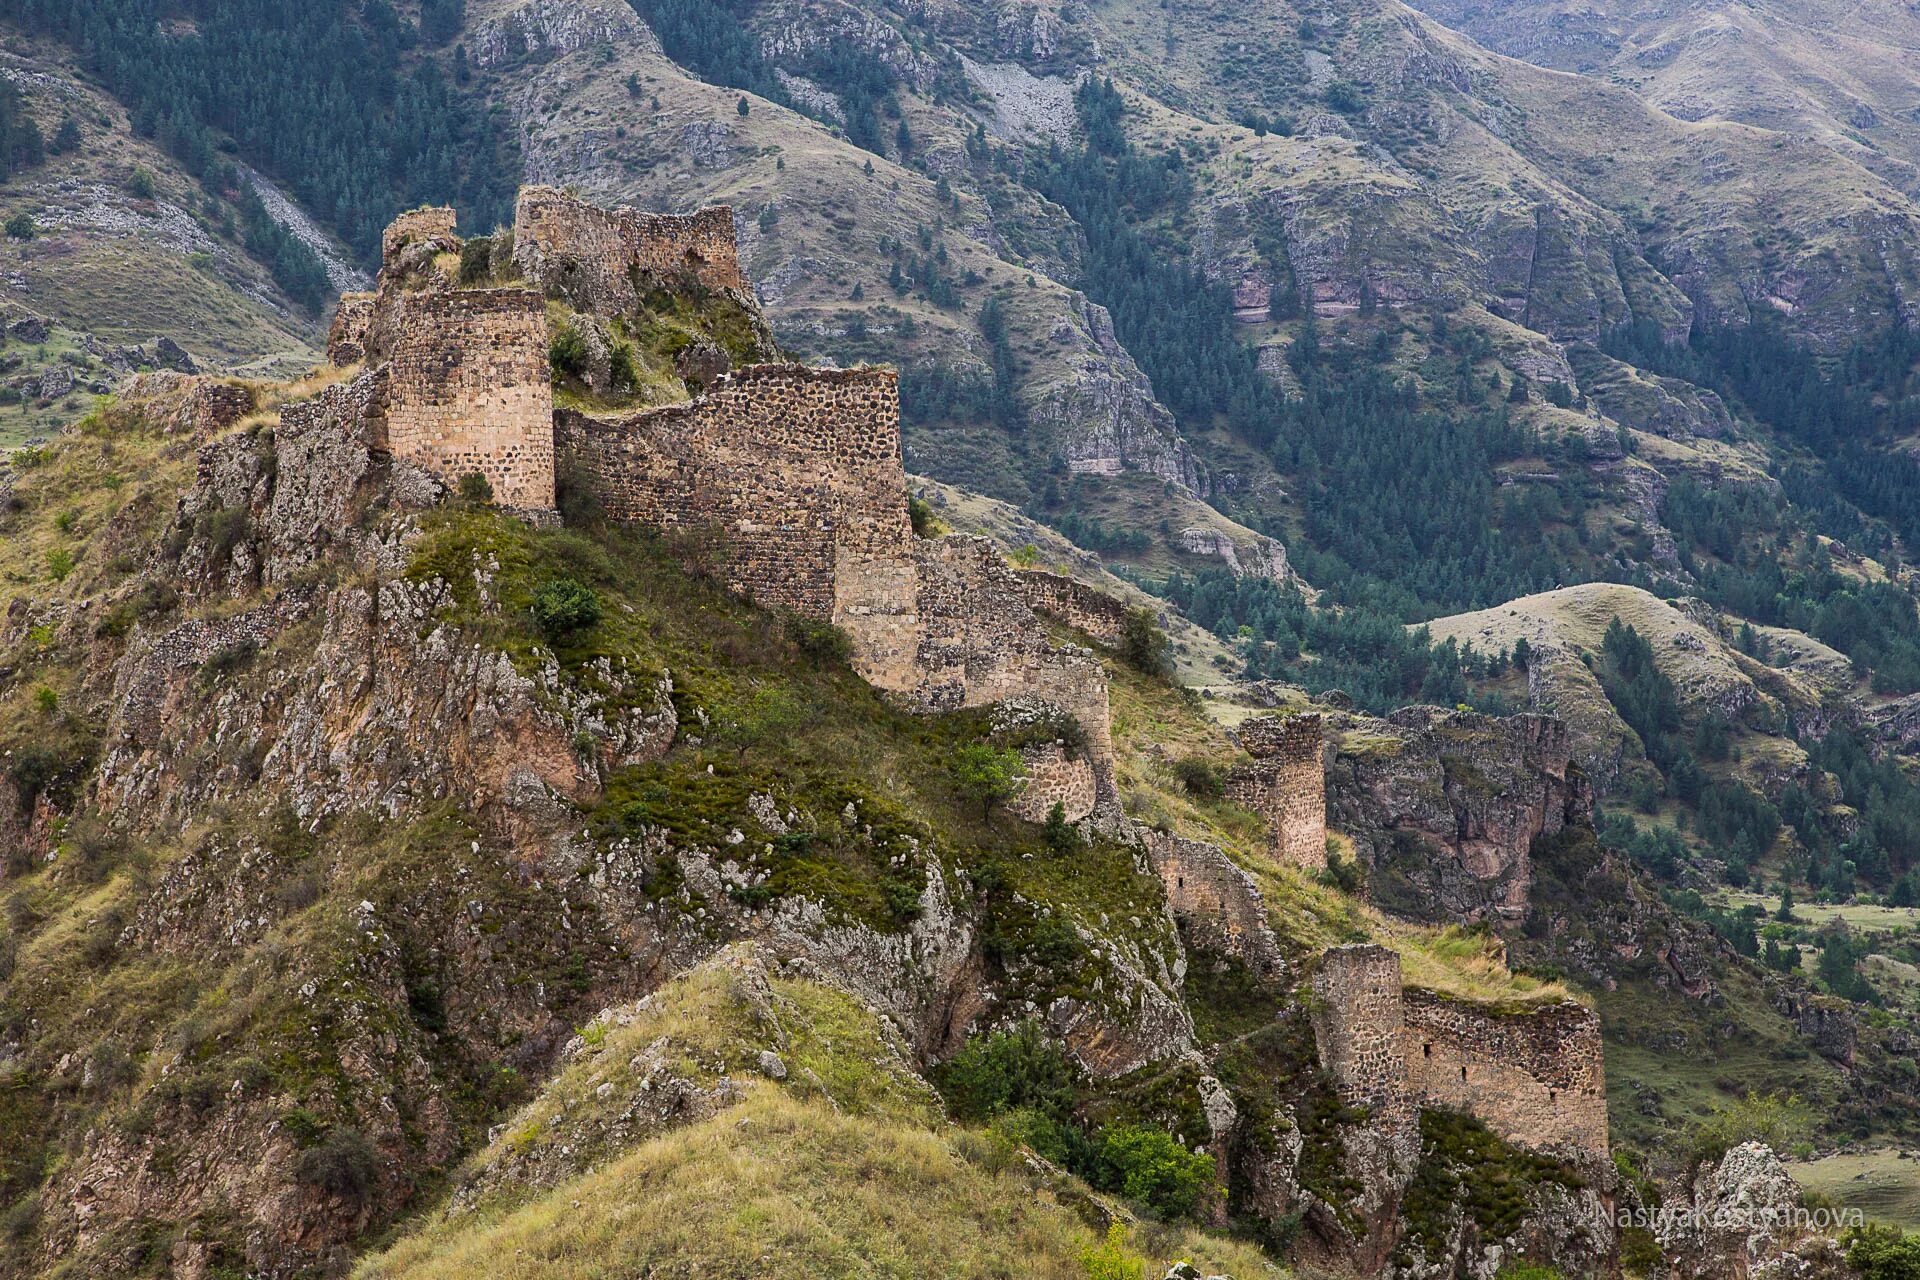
1329,707,1592,923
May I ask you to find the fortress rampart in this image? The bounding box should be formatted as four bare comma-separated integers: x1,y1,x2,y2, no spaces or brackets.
383,207,459,261
1312,944,1608,1162
1228,714,1328,870
513,185,746,312
328,293,377,366
384,289,555,511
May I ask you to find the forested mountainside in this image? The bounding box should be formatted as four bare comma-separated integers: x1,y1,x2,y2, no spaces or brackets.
2,0,1920,1276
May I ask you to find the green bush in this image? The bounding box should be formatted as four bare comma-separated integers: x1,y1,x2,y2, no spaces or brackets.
935,1022,1078,1125
1119,607,1172,677
1171,756,1223,799
293,1127,380,1205
549,324,590,382
457,471,494,505
783,613,852,667
457,236,495,286
530,577,603,642
1845,1224,1920,1280
1081,1224,1147,1280
1092,1123,1216,1221
908,496,936,536
3,212,33,241
950,742,1024,819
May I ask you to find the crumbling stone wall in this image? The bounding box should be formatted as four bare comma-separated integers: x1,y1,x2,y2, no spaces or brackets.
514,185,746,313
906,536,1116,792
1403,990,1608,1160
328,294,377,366
1312,945,1609,1162
119,373,254,439
1144,831,1286,981
555,365,912,617
1011,743,1098,824
385,289,555,511
383,207,459,261
1013,569,1135,648
1312,945,1416,1137
1228,714,1327,870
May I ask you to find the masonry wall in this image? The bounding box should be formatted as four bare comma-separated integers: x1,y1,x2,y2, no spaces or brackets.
1311,945,1417,1136
384,288,555,510
514,185,745,313
555,365,912,618
328,294,377,367
383,206,459,261
1227,714,1327,870
1402,990,1608,1160
1144,830,1287,982
1011,743,1098,824
1013,569,1135,648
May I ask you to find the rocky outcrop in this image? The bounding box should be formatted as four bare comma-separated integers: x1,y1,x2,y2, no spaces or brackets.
471,0,656,69
1027,293,1201,492
1660,1143,1851,1280
1329,707,1591,924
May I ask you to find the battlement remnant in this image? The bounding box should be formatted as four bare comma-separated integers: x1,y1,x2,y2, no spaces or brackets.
328,293,377,366
1013,569,1137,648
1311,944,1608,1162
1228,714,1327,870
513,185,746,313
385,288,555,511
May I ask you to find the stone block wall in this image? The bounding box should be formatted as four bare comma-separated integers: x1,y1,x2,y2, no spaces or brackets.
1227,714,1327,870
328,294,377,366
1011,742,1098,824
1013,569,1135,648
554,365,912,617
1144,830,1287,981
1311,945,1609,1163
514,185,745,314
384,288,555,511
1311,944,1417,1136
1402,990,1608,1160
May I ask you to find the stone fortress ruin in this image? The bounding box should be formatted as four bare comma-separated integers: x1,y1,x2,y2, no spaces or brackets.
318,189,1605,1165
326,187,1113,819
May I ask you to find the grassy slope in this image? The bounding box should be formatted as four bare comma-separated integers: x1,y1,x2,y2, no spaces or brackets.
0,29,324,449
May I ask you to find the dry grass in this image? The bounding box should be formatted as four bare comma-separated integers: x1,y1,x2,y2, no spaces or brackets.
358,1088,1283,1280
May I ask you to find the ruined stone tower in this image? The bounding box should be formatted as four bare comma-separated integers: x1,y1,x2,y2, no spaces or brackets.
1228,713,1328,870
1311,943,1608,1162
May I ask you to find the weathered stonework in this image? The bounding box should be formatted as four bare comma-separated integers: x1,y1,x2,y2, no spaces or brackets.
328,293,377,366
117,373,255,439
385,289,556,511
1402,989,1608,1161
554,365,911,617
1143,830,1287,982
1227,714,1327,870
514,185,746,312
383,206,460,262
1011,742,1098,824
1013,568,1135,648
1312,944,1609,1164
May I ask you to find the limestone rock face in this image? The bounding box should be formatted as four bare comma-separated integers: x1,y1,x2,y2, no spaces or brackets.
471,0,655,69
1026,293,1202,492
1329,707,1591,923
1660,1143,1851,1280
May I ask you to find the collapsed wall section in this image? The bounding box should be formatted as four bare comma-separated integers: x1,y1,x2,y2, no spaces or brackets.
554,364,911,618
1144,831,1287,981
328,294,377,366
1013,569,1136,648
384,289,555,511
1227,714,1328,870
1402,990,1608,1160
514,185,746,314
